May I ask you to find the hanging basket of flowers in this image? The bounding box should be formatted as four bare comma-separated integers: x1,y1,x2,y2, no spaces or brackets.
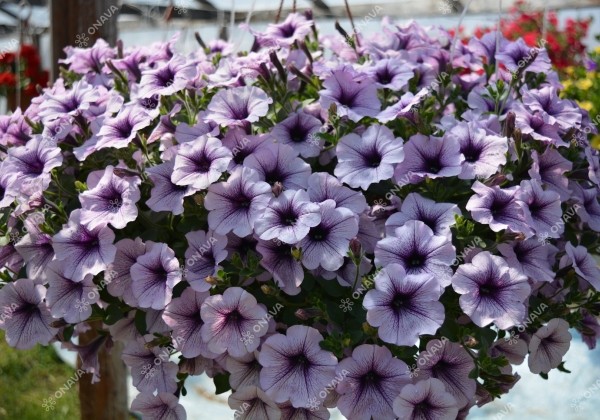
0,10,599,420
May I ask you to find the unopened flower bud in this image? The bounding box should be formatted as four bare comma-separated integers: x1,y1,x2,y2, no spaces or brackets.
504,111,516,138
349,238,362,259
463,335,478,348
272,182,284,197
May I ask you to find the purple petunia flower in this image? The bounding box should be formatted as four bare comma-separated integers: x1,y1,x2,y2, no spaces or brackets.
299,199,359,271
393,378,459,420
243,143,311,189
571,184,600,232
131,393,186,420
415,339,476,409
130,241,182,310
560,242,600,290
365,58,414,90
522,86,582,131
95,105,153,151
375,220,456,287
14,214,55,282
0,278,57,349
393,134,464,186
445,121,508,179
146,160,195,215
122,337,179,394
307,172,368,213
336,344,409,420
364,264,445,346
106,238,146,307
528,318,571,374
278,402,330,420
319,67,381,122
138,54,197,98
204,167,272,237
377,89,429,123
514,107,565,146
251,13,313,47
226,351,262,390
162,287,217,359
205,86,272,127
517,179,563,238
228,386,281,420
222,128,270,171
256,238,304,295
79,166,141,230
46,267,98,324
172,135,232,189
498,239,555,283
452,251,530,329
254,189,321,244
259,325,338,407
38,79,100,123
496,38,552,75
271,111,323,158
4,135,63,194
466,181,533,235
200,287,269,357
52,209,117,281
184,230,228,293
528,148,572,201
335,125,404,190
385,193,461,239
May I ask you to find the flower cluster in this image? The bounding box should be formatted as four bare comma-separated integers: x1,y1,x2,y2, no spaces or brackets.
0,43,49,96
0,12,599,420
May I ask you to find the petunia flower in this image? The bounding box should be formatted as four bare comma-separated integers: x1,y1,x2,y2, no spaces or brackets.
146,160,195,215
466,181,533,235
307,172,368,213
243,143,311,190
256,238,304,295
522,86,582,131
251,12,313,47
258,325,338,407
452,251,530,329
200,287,269,357
254,189,321,244
4,135,63,194
571,183,600,232
162,287,217,359
204,167,272,237
46,267,98,324
14,214,55,282
226,351,262,390
528,318,571,374
122,337,179,394
79,166,141,230
528,148,572,201
138,54,197,98
385,193,461,239
172,135,232,189
278,402,330,420
95,105,153,150
0,278,57,349
375,220,456,287
271,111,323,158
393,378,459,420
495,38,552,75
393,134,464,186
445,121,508,179
517,179,563,238
416,339,476,409
205,86,272,127
319,67,381,122
560,242,600,290
221,128,270,171
334,125,404,190
52,209,117,282
184,230,228,293
365,57,414,90
336,344,409,420
228,386,281,420
363,264,445,346
38,79,100,123
131,393,186,420
106,238,146,307
514,107,565,146
298,199,359,271
130,241,182,310
498,239,555,283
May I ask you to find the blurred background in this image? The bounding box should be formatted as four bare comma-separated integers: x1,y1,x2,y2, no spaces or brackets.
0,0,599,419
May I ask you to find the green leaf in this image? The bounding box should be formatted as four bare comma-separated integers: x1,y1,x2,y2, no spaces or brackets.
104,304,125,325
134,309,147,335
214,373,231,394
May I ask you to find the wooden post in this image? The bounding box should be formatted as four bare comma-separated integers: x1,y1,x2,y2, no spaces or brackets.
77,322,129,420
49,0,119,80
